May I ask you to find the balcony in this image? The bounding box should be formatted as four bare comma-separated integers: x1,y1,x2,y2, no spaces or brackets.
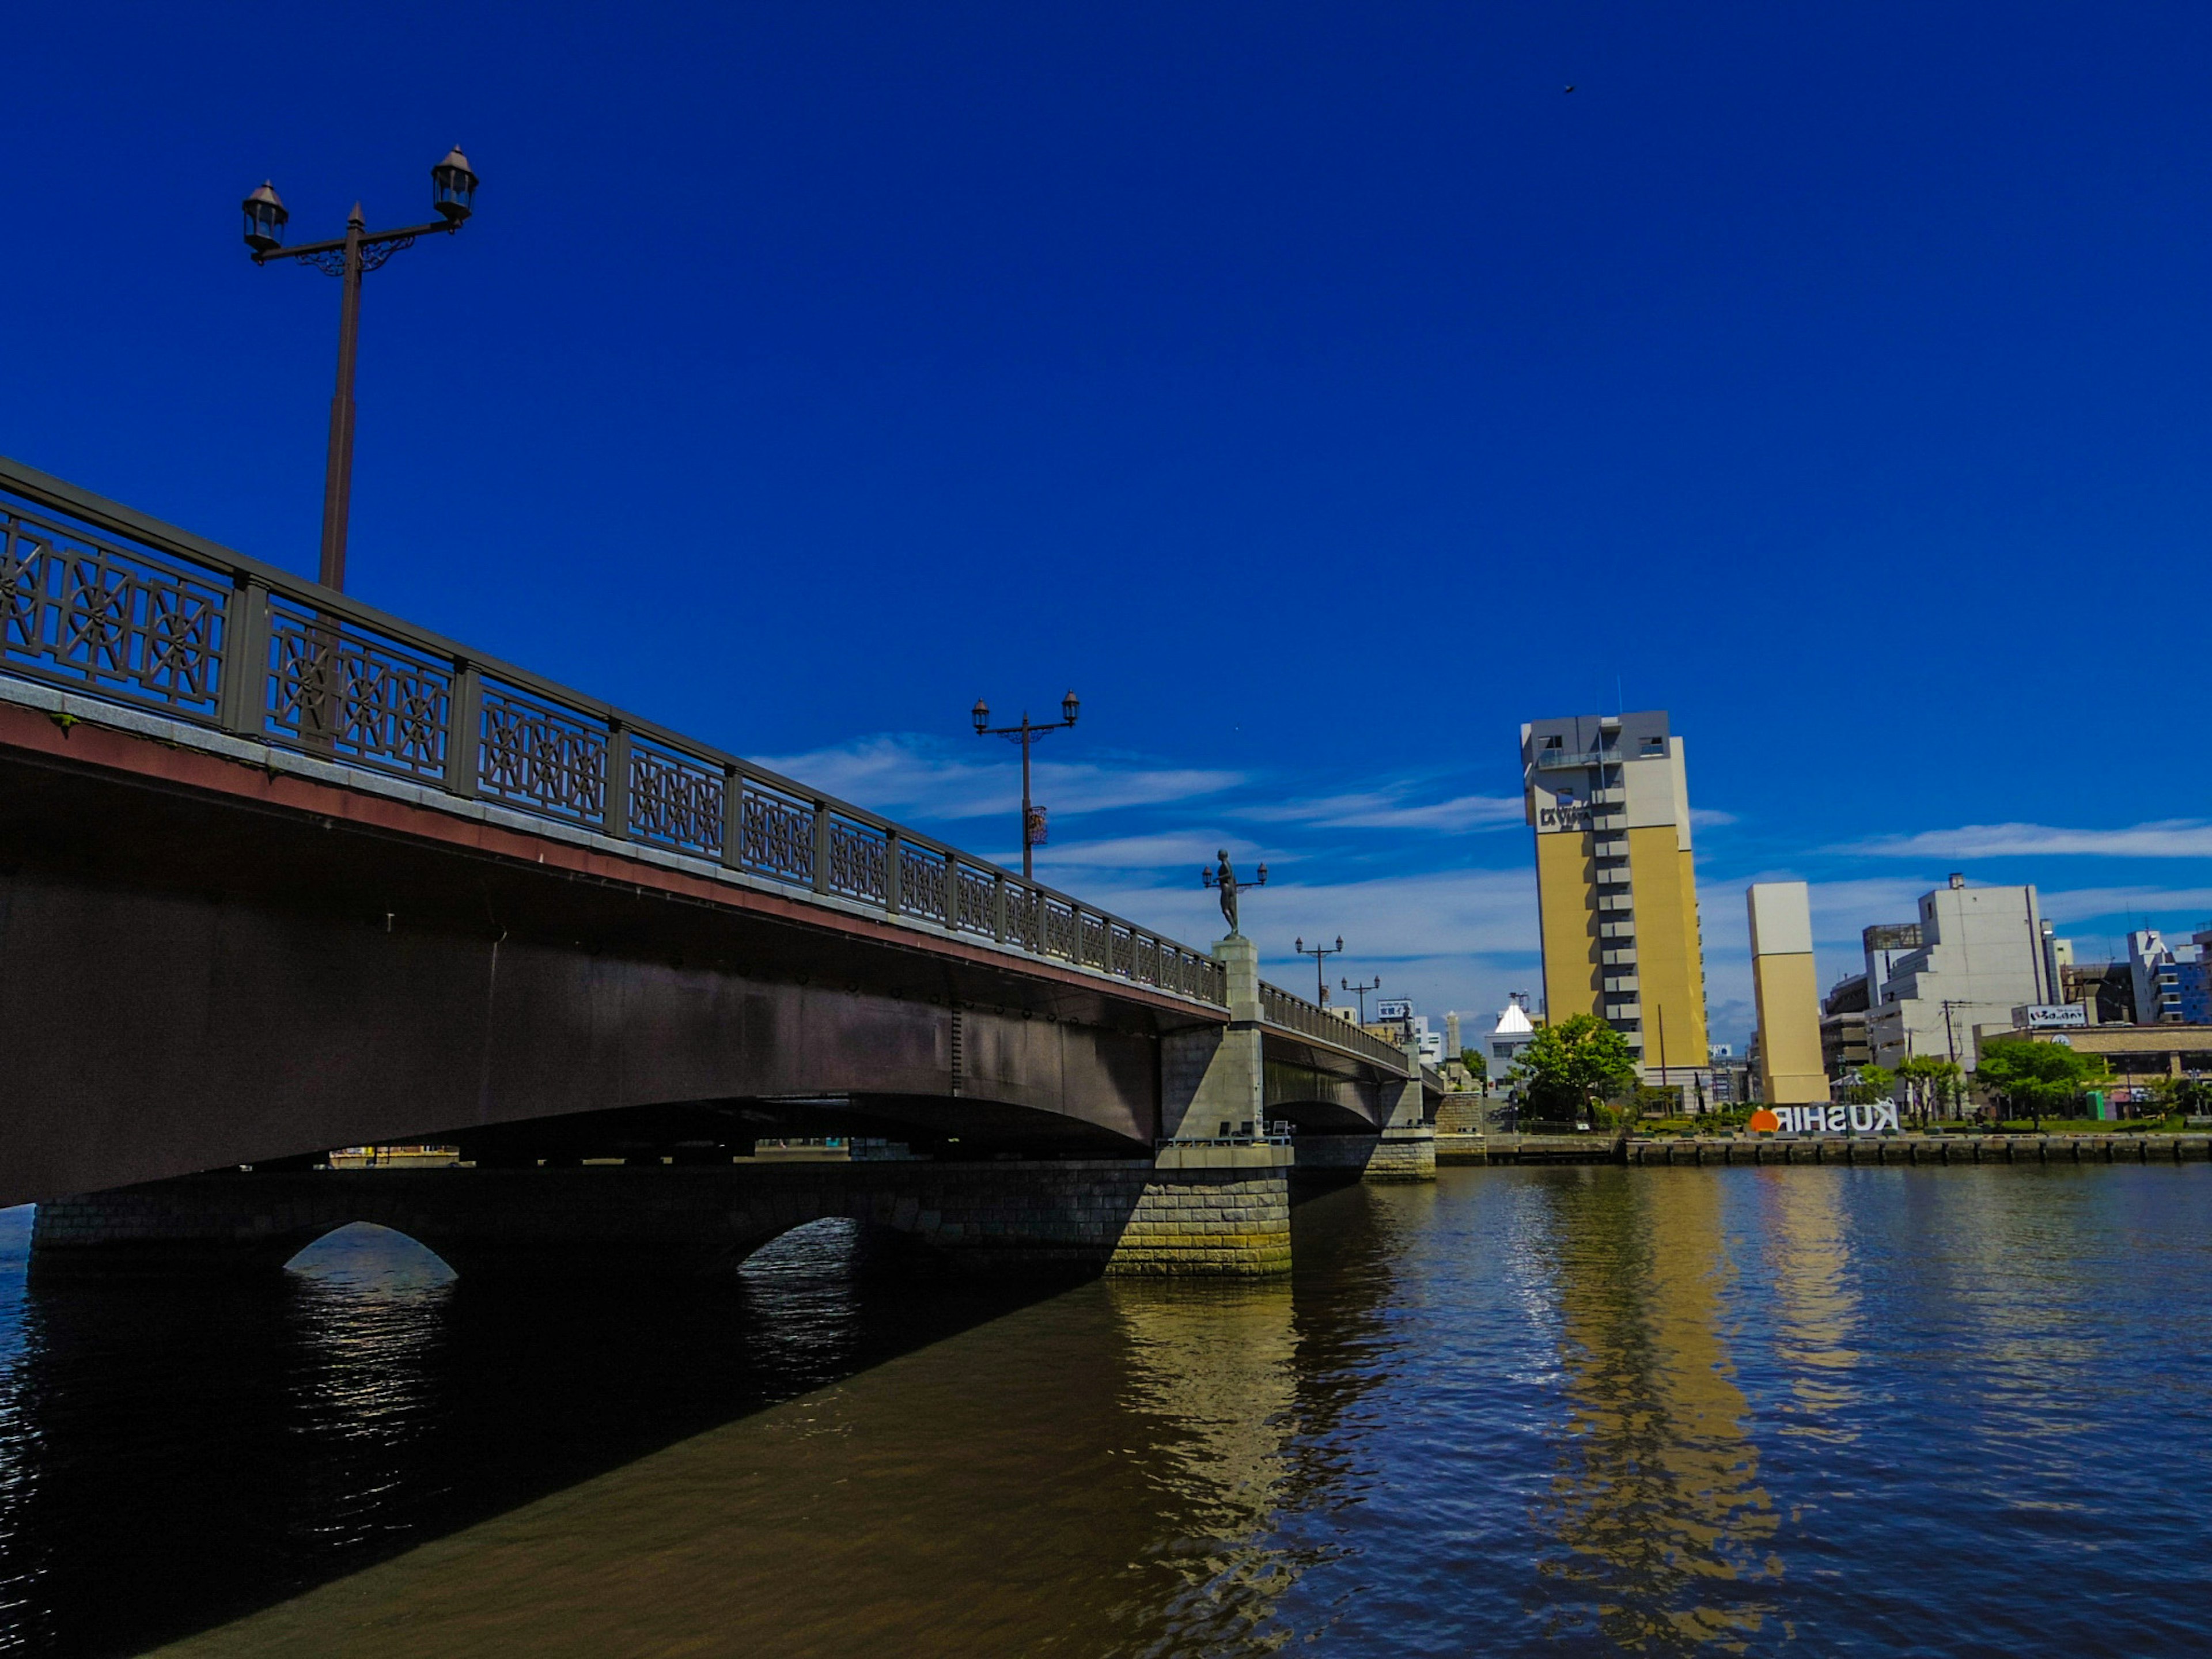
1590,789,1627,806
1604,975,1639,994
1600,920,1635,940
1594,837,1628,856
1597,893,1634,912
1534,746,1622,771
1603,947,1637,966
1594,866,1632,886
1606,1001,1641,1020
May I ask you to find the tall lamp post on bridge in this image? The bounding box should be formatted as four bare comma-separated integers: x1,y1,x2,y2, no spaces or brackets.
1343,973,1382,1024
241,147,479,593
1294,935,1344,1007
972,691,1080,881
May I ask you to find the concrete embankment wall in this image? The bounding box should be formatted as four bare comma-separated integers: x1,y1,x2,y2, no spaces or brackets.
1437,1133,2212,1167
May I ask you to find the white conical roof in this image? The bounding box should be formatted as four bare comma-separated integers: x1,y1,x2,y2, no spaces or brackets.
1491,1000,1535,1038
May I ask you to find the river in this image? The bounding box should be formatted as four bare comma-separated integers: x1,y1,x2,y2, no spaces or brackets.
2,1162,2209,1654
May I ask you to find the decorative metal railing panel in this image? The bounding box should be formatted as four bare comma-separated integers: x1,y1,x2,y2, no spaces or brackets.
827,817,887,904
0,456,1230,1010
478,684,608,828
897,844,949,924
737,781,814,884
1002,883,1038,952
0,491,229,721
628,739,725,859
263,596,453,781
952,863,998,937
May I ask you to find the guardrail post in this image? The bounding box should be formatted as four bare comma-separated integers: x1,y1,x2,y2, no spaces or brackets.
993,874,1008,944
721,765,744,870
812,800,832,893
603,721,631,839
884,828,902,915
444,661,482,798
217,576,268,737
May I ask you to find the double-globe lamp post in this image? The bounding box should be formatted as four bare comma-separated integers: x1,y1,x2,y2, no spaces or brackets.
241,146,479,594
972,692,1079,882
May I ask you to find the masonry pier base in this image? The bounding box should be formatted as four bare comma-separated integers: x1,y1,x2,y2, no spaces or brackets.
29,1153,1298,1282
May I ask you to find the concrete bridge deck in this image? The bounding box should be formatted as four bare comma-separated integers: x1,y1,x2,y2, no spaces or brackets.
0,456,1438,1272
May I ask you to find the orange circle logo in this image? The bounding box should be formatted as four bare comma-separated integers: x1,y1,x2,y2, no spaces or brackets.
1748,1108,1781,1132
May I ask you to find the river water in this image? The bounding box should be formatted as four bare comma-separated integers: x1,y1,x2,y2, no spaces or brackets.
2,1162,2211,1655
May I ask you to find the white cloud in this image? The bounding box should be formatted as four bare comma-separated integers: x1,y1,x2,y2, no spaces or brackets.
1690,808,1739,829
1035,833,1281,873
1839,820,2212,860
753,733,1244,823
1241,786,1524,832
2036,885,2212,925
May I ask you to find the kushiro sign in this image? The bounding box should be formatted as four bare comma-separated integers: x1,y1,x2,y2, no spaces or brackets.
1749,1103,1902,1134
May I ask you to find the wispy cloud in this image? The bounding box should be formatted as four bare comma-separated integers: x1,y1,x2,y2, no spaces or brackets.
2037,885,2212,925
1838,820,2212,859
754,734,1244,823
1241,786,1524,832
1691,808,1739,829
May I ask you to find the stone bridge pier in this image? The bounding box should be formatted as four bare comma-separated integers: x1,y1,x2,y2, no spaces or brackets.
31,1155,1294,1281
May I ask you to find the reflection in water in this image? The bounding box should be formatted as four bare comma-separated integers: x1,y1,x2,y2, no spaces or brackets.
1111,1281,1301,1649
285,1225,457,1558
1534,1171,1779,1650
3,1169,2212,1654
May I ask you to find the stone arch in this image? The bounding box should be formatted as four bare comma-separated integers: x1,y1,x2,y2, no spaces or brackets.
281,1219,458,1279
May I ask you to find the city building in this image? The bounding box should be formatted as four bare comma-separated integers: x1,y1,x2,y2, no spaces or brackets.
1864,876,2054,1071
2127,929,2212,1026
1974,1017,2212,1111
1488,994,1536,1066
1820,973,1871,1081
1520,709,1707,1074
1748,882,1830,1104
2060,958,2135,1024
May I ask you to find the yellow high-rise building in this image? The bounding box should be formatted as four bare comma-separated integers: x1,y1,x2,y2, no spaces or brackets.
1521,711,1707,1078
1747,880,1830,1105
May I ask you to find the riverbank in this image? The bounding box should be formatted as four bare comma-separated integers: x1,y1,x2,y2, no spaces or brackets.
1438,1132,2212,1166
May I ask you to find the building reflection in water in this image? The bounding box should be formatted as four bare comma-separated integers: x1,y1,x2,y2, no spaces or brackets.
1531,1169,1781,1650
1108,1278,1304,1650
1745,1169,1865,1443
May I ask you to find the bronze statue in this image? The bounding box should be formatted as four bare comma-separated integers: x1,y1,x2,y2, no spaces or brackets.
1200,849,1267,936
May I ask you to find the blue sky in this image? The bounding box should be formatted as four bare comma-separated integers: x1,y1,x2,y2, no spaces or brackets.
7,2,2212,1047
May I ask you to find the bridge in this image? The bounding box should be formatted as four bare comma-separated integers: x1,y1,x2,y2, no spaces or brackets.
0,457,1439,1277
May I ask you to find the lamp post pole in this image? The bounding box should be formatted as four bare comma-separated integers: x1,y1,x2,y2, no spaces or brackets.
1294,935,1344,1006
972,692,1080,881
242,147,479,594
1343,974,1382,1023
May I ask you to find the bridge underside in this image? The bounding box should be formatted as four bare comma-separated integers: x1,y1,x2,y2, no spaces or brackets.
0,711,1232,1207
0,704,1420,1213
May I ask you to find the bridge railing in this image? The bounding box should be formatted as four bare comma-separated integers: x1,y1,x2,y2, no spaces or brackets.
0,457,1227,1008
1256,982,1413,1072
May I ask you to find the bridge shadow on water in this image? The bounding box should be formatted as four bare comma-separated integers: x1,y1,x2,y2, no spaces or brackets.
0,1205,1071,1658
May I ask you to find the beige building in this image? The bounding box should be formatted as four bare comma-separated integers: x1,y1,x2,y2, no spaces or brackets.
1521,710,1707,1074
1748,881,1830,1105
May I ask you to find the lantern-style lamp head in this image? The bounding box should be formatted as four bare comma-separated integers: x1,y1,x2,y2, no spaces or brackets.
1257,863,1269,884
1060,690,1080,726
971,698,990,734
242,181,288,254
1334,935,1343,950
431,145,478,224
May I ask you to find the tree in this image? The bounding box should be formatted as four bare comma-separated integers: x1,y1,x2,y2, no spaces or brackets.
1975,1039,2107,1130
1896,1056,1961,1124
1509,1014,1639,1128
1840,1063,1895,1106
1459,1048,1490,1091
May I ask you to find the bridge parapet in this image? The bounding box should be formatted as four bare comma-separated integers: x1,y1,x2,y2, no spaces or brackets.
1256,980,1413,1074
0,456,1222,1008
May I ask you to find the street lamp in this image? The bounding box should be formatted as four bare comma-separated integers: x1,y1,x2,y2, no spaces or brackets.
243,146,479,593
1294,935,1344,1006
1343,973,1382,1024
972,691,1080,881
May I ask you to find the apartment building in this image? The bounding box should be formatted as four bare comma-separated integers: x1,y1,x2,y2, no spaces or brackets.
1520,710,1707,1072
